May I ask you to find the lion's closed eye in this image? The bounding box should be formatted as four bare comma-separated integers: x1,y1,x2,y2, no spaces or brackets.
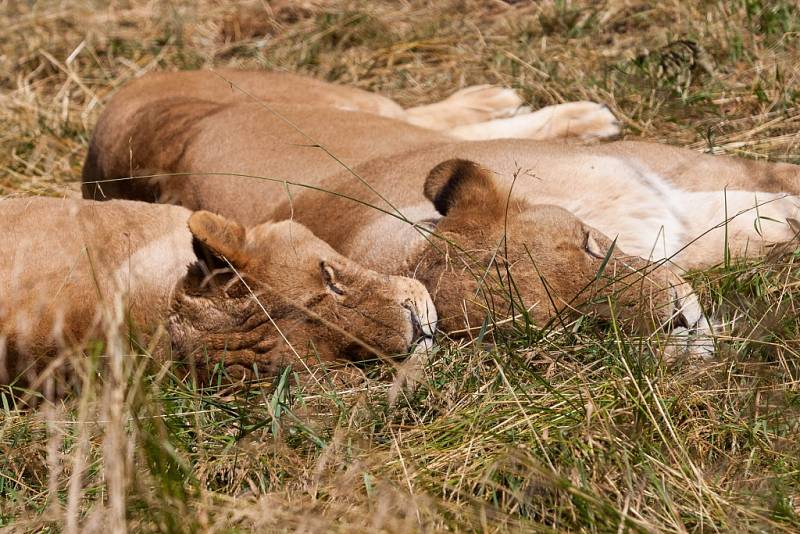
320,261,346,295
584,231,606,259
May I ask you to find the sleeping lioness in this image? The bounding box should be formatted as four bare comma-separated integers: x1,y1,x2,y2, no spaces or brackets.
83,70,734,350
0,197,435,387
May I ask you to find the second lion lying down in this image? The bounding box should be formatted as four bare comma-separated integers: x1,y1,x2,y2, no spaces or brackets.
0,197,435,386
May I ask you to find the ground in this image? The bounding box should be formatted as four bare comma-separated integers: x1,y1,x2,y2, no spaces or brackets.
1,1,800,531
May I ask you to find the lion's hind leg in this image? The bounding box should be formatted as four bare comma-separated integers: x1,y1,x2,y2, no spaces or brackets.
395,85,621,143
403,85,525,130
446,101,621,142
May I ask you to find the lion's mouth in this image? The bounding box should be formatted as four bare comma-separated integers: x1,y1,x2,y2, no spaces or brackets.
412,335,435,354
416,217,441,232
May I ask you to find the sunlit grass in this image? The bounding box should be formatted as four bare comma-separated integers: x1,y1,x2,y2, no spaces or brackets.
2,0,800,531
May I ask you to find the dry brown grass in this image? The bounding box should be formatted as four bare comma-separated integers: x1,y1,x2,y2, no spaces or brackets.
2,0,800,532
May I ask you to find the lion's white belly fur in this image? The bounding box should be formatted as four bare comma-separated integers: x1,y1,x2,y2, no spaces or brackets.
499,155,798,268
350,154,799,271
547,157,690,261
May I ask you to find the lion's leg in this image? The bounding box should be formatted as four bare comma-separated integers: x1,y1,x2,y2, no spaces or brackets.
402,85,525,130
341,83,623,142
603,141,800,195
446,101,621,142
675,189,800,269
672,152,800,196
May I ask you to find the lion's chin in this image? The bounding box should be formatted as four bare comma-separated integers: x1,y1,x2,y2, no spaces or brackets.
412,336,435,354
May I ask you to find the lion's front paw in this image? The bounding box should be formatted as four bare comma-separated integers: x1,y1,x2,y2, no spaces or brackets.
444,85,525,120
543,101,621,142
732,194,800,245
447,100,622,141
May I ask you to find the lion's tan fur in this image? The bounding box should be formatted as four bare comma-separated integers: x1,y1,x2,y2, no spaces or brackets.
82,71,800,272
78,69,800,346
0,197,435,386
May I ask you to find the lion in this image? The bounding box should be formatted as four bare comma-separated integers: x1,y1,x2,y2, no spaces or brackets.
83,70,751,351
87,68,620,143
0,197,436,387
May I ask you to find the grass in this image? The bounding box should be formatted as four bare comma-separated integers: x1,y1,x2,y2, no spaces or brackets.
1,0,800,531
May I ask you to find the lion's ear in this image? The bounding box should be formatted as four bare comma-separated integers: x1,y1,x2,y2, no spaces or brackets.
188,211,248,269
423,159,502,216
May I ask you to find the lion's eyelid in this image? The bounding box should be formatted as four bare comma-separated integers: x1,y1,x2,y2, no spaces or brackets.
584,231,606,259
320,261,345,295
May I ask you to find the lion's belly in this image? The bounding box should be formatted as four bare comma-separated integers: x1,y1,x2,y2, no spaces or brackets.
514,155,799,269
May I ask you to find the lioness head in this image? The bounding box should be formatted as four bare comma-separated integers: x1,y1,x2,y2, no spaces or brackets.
414,159,706,345
168,212,436,380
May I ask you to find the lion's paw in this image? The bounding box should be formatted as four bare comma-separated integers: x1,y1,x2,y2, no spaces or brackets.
543,101,621,142
447,100,621,142
734,194,800,245
443,85,525,120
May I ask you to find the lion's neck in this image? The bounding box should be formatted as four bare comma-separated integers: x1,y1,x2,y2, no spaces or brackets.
343,202,440,275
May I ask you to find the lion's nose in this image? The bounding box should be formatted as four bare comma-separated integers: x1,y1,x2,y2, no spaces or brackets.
403,297,437,342
410,309,425,341
670,310,690,330
665,286,715,358
667,286,704,333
